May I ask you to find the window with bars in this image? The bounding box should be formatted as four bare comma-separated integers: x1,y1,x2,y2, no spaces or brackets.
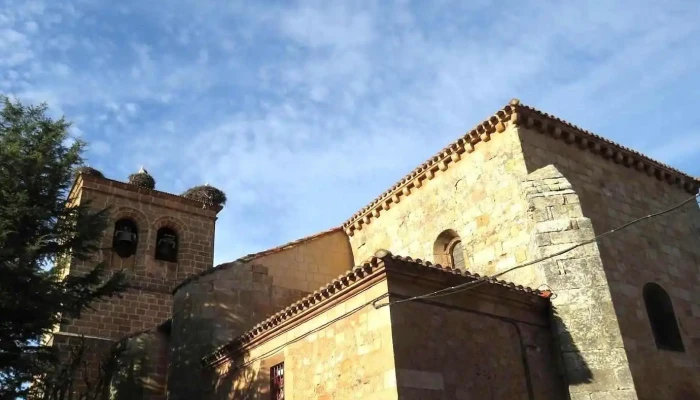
270,362,284,399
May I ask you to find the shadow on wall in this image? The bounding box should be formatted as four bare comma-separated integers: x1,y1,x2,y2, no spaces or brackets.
551,306,593,388
109,329,169,400
211,347,269,400
168,293,245,400
168,263,306,400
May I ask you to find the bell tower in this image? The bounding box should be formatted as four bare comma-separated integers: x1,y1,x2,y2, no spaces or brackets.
51,167,223,397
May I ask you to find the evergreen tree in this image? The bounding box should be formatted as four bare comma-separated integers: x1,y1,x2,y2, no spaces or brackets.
0,95,127,398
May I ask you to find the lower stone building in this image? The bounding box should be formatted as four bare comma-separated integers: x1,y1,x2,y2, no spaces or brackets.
55,99,700,400
206,253,563,400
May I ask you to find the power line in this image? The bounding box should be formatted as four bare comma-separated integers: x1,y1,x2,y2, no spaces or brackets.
208,192,698,368
373,193,699,309
206,293,390,369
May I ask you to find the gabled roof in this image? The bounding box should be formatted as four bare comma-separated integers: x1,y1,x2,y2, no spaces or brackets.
342,99,700,236
172,227,342,293
202,251,550,367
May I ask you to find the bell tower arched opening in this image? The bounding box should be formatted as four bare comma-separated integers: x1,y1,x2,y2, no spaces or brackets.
155,227,178,263
113,218,139,258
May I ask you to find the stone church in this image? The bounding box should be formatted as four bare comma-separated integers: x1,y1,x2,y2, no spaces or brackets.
52,99,700,400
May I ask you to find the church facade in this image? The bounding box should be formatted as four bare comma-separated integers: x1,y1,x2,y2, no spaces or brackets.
54,99,700,399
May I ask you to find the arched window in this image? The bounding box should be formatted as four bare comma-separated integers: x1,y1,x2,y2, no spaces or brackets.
643,283,684,352
449,240,466,270
434,229,466,270
155,227,178,262
113,219,138,258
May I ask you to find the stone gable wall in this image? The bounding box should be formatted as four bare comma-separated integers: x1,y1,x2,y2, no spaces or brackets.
211,280,397,400
347,125,540,287
341,120,700,399
518,126,700,399
252,229,355,293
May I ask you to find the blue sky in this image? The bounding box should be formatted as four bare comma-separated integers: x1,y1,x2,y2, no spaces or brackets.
1,0,699,265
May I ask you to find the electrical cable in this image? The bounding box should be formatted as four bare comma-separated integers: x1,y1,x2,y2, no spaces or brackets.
209,293,390,370
373,193,699,309
209,192,699,370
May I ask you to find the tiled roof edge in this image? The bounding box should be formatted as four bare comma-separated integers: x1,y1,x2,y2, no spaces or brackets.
342,99,700,236
201,252,547,367
341,102,516,236
171,227,343,294
515,103,699,190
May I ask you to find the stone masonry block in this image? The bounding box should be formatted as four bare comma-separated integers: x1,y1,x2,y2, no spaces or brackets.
251,264,269,274
542,258,606,290
549,204,584,219
528,195,566,209
547,229,595,245
536,219,574,233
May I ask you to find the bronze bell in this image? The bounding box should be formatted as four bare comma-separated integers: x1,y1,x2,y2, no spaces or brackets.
114,228,136,245
157,234,177,261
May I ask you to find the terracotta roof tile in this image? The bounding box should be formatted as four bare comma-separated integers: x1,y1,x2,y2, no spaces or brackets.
171,227,343,294
342,99,700,236
516,102,696,182
202,252,547,366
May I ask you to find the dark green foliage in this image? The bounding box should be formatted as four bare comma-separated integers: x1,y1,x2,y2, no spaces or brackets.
182,185,227,206
0,95,127,398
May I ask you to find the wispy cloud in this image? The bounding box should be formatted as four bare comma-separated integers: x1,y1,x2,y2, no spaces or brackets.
1,0,699,264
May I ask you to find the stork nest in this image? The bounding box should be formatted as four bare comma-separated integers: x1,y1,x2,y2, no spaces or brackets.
128,172,156,190
182,185,227,206
75,166,105,178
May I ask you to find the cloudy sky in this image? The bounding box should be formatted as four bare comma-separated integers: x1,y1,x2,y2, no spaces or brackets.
2,0,699,265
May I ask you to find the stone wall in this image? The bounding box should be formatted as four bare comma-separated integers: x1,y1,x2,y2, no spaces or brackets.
54,174,220,399
211,280,397,400
251,229,355,293
74,175,219,287
347,124,539,287
521,164,637,399
341,114,700,398
387,273,564,400
209,258,561,400
169,263,307,400
519,126,700,399
51,328,169,400
49,334,117,399
109,329,170,400
167,228,355,399
59,290,171,340
60,174,219,341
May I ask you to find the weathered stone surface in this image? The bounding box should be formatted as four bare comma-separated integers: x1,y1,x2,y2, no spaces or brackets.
520,126,700,399
55,175,219,400
344,123,700,399
169,265,307,400
212,270,565,400
56,104,700,400
213,282,397,400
